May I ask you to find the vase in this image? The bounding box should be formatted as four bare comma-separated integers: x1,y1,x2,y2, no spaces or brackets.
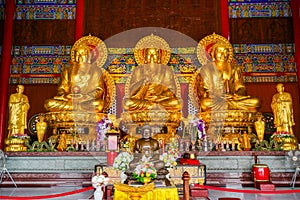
94,186,103,200
107,151,118,166
143,177,151,185
166,168,171,180
120,171,127,183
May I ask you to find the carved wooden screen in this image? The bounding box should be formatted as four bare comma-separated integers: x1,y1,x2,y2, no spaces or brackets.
84,0,222,41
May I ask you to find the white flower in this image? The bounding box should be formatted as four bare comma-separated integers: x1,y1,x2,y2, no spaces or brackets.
113,151,133,171
92,175,109,188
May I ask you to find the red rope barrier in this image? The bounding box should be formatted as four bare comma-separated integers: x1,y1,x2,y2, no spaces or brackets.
200,185,300,194
0,186,94,199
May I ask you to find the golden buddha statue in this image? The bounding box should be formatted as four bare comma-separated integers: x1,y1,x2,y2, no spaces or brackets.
8,85,30,137
44,36,114,113
192,34,260,112
43,35,115,139
271,83,295,135
122,34,182,139
123,45,181,112
191,33,261,136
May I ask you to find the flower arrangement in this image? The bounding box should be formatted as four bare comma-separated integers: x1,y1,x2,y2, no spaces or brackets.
270,131,298,150
271,131,295,139
113,151,133,172
160,138,180,168
133,161,157,183
91,174,109,189
189,116,206,140
96,116,118,144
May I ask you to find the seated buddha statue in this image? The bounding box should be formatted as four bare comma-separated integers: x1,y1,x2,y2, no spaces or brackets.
128,125,165,172
193,35,260,112
122,34,182,139
44,35,114,114
123,47,181,112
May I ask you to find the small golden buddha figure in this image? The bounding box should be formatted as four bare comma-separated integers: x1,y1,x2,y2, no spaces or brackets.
8,85,30,137
193,41,260,111
57,131,67,151
44,35,114,114
128,125,165,171
271,83,295,135
36,114,47,143
123,47,181,112
242,130,251,151
254,113,265,141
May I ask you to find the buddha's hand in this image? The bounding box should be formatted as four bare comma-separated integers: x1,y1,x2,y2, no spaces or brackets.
54,95,69,101
232,94,250,100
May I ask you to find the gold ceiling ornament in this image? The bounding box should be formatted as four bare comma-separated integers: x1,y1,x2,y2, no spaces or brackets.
71,34,108,68
197,32,234,65
134,33,171,65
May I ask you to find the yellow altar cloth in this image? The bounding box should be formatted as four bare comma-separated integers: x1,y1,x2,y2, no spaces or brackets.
114,184,179,200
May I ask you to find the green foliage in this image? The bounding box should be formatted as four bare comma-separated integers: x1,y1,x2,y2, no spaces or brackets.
254,139,283,151
25,140,57,152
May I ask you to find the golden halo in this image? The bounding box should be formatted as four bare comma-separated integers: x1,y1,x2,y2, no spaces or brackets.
197,33,233,65
189,68,202,109
71,34,108,68
134,34,171,65
101,68,116,112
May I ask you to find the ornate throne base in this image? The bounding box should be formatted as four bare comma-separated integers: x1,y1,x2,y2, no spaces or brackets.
44,111,107,141
199,110,257,134
121,110,181,141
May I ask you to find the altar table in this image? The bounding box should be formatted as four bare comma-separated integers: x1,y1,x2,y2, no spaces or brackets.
114,186,179,200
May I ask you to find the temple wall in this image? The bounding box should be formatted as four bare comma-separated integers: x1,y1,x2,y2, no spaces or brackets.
2,151,297,187
0,0,299,139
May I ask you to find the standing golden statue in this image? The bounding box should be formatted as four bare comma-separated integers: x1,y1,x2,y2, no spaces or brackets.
8,85,30,137
271,83,295,135
44,35,114,113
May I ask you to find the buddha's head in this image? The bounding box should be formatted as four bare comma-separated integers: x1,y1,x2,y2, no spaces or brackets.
144,48,161,64
16,85,24,94
276,83,284,93
211,43,229,63
75,45,91,64
141,125,152,139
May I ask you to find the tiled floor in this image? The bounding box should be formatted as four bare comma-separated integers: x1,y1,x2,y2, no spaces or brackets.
1,185,300,200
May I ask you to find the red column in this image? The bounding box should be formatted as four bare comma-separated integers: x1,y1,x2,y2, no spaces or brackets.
220,0,230,40
291,0,300,96
0,1,16,149
75,0,85,41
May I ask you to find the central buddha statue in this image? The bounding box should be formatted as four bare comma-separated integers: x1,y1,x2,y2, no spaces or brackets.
123,47,181,111
191,33,261,136
121,34,182,139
